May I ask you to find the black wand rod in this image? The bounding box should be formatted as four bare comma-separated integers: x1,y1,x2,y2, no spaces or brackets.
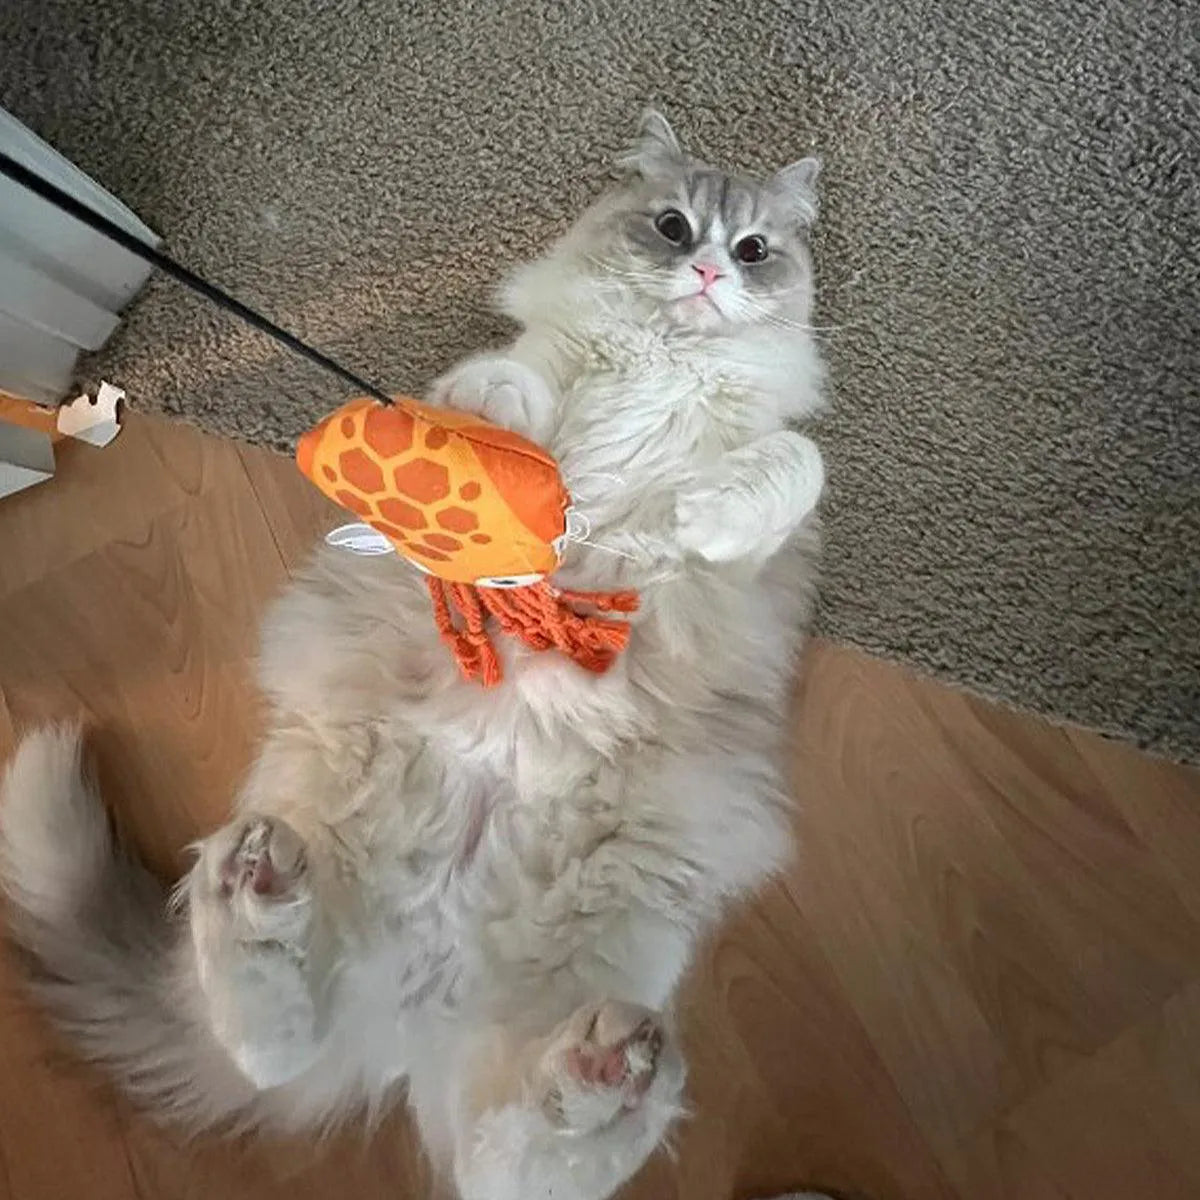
0,150,395,406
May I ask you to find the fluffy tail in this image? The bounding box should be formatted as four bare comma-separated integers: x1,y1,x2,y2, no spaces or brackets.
0,727,256,1129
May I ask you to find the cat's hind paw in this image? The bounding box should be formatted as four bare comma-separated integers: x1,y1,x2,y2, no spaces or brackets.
539,1000,680,1134
189,816,325,1088
197,815,313,948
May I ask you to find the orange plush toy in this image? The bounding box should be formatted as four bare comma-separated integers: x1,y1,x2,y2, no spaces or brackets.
297,395,638,686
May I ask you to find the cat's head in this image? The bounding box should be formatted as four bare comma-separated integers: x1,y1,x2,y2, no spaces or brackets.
574,111,820,333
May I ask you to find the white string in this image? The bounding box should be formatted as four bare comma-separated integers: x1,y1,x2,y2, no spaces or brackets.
574,537,637,561
562,508,638,561
565,508,591,539
567,469,628,493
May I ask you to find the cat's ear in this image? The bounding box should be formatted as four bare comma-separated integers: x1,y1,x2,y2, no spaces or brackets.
617,109,684,177
772,157,821,224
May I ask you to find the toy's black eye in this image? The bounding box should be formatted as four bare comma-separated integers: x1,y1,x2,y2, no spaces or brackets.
734,234,768,264
654,209,691,246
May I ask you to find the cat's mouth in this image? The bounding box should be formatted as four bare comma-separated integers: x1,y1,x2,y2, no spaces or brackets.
671,289,727,326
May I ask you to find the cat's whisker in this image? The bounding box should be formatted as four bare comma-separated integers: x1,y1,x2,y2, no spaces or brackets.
741,305,846,338
743,313,828,338
738,296,845,335
584,259,843,339
584,256,663,287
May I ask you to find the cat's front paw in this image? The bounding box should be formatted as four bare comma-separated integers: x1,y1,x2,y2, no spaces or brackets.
676,434,825,563
428,356,556,442
676,480,760,562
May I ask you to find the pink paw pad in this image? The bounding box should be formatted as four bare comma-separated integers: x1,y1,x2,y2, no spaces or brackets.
218,818,305,900
564,1006,664,1105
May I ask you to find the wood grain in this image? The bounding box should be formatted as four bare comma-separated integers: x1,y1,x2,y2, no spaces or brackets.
0,414,1197,1200
947,980,1200,1200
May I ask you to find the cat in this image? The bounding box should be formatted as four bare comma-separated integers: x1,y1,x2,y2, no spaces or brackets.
0,111,828,1200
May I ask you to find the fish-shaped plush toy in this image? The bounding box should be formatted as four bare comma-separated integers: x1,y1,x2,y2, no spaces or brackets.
297,395,637,686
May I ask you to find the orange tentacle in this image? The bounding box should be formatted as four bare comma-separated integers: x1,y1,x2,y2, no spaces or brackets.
426,577,502,686
428,579,638,684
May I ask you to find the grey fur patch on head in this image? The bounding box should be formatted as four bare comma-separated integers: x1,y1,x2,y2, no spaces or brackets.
599,110,820,326
618,110,818,225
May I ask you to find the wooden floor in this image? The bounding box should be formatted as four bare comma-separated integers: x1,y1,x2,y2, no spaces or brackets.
1,412,1198,1200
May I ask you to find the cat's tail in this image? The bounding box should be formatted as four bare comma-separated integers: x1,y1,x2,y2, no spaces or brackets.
0,726,258,1131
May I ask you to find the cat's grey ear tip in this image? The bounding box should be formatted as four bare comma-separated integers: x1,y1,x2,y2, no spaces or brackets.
616,106,683,172
789,155,822,185
636,107,682,150
773,155,823,213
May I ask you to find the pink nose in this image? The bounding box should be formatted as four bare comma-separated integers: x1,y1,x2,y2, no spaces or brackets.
692,263,723,290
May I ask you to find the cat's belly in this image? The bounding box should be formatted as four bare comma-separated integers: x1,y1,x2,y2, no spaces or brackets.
353,712,786,1019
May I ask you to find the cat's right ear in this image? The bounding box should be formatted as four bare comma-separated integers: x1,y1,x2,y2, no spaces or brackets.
772,157,821,225
616,109,684,177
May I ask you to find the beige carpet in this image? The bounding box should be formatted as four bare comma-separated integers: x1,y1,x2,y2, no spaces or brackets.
2,0,1196,757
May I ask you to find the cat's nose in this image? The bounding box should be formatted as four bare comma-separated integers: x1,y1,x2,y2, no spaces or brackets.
692,263,724,290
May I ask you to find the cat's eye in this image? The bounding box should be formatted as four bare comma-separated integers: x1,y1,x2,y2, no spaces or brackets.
654,209,691,246
734,235,768,264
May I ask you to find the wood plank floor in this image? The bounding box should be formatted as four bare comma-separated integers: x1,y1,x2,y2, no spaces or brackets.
0,412,1197,1200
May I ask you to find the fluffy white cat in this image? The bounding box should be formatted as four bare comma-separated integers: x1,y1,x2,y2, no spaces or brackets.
0,112,828,1200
